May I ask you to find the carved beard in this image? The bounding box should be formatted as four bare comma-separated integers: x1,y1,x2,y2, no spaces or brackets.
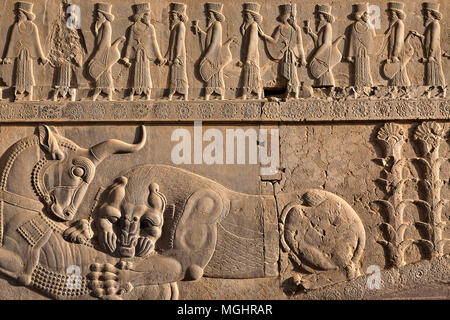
94,20,103,36
169,18,178,30
240,21,249,36
142,18,150,28
316,20,326,31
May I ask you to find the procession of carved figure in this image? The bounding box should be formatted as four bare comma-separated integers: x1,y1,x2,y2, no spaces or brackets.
259,4,307,99
411,2,446,97
238,3,264,100
122,3,166,101
0,1,447,102
2,2,48,101
167,3,189,101
345,3,376,91
88,3,125,101
192,3,234,101
48,0,87,102
304,4,345,87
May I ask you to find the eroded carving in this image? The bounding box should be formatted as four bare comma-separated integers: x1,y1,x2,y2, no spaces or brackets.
259,4,307,99
2,2,48,101
345,3,375,89
167,3,189,101
122,3,166,101
193,3,234,100
304,4,345,87
89,3,124,101
238,3,264,100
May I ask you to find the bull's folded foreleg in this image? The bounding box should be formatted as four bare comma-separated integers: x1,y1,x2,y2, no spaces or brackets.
0,229,52,287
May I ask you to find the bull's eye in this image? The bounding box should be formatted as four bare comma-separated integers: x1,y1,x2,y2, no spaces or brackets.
72,167,85,178
108,216,119,224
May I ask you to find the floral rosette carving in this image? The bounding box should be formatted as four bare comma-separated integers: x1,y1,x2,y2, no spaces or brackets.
280,101,298,119
177,103,192,119
241,102,260,119
153,103,170,119
222,103,238,119
63,103,85,120
198,103,214,119
132,104,150,119
374,101,392,118
0,104,14,120
394,100,415,117
16,104,39,119
417,100,436,117
439,101,450,117
351,101,370,118
40,105,62,119
262,102,280,119
112,105,128,119
330,102,348,119
87,104,106,120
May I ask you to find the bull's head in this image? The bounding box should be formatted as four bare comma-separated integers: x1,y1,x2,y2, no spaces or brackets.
35,125,147,222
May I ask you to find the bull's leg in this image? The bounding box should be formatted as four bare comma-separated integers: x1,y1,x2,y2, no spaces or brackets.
0,229,52,286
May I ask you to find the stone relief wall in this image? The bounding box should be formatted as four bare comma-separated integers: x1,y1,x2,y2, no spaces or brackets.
0,0,448,300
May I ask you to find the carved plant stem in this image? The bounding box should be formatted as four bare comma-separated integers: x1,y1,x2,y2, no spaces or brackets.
376,123,413,267
414,122,449,257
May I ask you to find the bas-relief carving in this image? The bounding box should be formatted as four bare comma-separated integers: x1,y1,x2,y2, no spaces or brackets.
2,2,48,102
0,126,371,299
0,0,447,301
0,1,445,102
122,3,166,101
373,121,449,268
192,3,235,101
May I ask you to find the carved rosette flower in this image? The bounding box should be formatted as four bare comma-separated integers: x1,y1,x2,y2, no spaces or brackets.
198,103,214,119
374,101,392,118
153,103,170,119
0,104,13,120
417,100,436,117
330,102,348,119
394,100,415,117
177,103,192,119
281,101,298,119
307,100,326,119
342,283,364,300
414,121,445,152
112,104,128,119
16,104,39,119
377,123,406,158
241,102,260,119
222,103,238,119
40,105,62,119
132,104,150,119
352,101,370,118
262,102,280,119
439,101,450,117
87,104,106,120
63,103,85,120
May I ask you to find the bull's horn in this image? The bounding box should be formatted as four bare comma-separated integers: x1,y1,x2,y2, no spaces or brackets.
89,125,147,164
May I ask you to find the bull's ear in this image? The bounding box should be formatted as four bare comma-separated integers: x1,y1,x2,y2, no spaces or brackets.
38,125,65,160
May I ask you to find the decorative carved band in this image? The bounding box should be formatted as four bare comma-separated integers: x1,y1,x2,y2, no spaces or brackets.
0,99,447,122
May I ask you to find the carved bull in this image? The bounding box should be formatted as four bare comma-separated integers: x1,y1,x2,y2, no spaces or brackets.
0,125,146,293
